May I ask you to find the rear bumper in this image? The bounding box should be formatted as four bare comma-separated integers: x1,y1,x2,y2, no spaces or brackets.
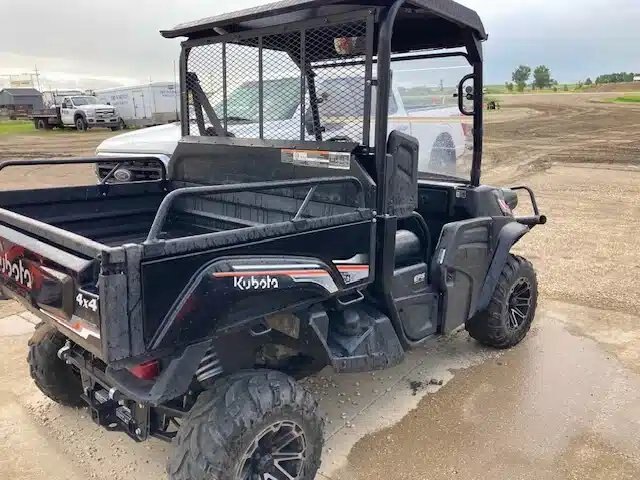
61,339,209,406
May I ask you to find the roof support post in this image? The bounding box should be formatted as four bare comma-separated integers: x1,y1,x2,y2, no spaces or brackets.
467,33,483,186
374,0,404,214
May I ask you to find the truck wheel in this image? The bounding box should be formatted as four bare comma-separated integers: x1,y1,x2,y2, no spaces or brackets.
168,370,324,480
110,119,124,131
27,322,84,407
75,117,88,132
468,255,538,349
429,135,456,175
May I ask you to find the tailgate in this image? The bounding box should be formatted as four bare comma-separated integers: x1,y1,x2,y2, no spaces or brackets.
0,224,102,356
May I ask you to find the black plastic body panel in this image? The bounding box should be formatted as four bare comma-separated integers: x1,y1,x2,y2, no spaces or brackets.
431,217,492,333
141,219,374,351
0,225,102,355
169,138,376,210
391,262,438,341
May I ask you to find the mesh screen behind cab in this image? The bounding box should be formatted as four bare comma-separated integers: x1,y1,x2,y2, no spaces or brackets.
184,17,373,145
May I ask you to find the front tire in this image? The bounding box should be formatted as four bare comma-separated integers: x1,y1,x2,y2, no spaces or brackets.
468,254,538,349
75,116,88,132
168,370,324,480
111,119,124,131
27,322,84,407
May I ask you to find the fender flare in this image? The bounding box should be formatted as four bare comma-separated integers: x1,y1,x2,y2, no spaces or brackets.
105,341,210,406
73,111,87,122
476,221,529,312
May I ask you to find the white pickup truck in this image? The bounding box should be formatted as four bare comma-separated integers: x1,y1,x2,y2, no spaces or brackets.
96,79,469,181
33,95,122,132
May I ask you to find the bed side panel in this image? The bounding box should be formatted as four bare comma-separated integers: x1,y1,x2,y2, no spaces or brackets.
141,220,373,350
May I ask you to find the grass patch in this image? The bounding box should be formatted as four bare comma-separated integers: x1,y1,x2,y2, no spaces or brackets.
0,120,34,135
613,95,640,103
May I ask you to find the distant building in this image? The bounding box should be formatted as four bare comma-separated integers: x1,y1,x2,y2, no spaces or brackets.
0,88,43,117
634,75,640,82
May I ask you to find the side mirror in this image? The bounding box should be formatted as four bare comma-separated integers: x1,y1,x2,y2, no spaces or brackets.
304,110,313,136
465,85,474,98
304,109,326,136
61,103,68,109
457,74,476,116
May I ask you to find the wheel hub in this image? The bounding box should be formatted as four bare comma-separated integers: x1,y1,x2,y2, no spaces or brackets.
238,420,307,480
254,452,274,472
506,277,532,330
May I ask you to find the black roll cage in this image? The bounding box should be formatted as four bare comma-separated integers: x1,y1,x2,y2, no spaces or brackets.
177,1,485,191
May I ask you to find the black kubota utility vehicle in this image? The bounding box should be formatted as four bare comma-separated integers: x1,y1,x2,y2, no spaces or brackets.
2,1,546,479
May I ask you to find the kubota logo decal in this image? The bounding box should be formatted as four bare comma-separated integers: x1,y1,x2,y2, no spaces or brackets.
0,242,43,291
0,254,33,289
233,275,279,291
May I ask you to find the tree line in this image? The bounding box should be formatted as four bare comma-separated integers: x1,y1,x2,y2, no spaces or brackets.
594,72,636,84
504,66,638,93
505,65,556,92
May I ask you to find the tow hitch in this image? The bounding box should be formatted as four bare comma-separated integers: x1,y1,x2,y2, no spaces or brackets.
82,386,150,441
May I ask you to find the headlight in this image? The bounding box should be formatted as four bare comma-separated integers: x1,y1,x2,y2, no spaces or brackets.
113,168,133,182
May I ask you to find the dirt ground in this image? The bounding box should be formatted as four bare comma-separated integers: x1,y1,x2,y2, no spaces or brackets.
0,129,112,189
0,92,638,480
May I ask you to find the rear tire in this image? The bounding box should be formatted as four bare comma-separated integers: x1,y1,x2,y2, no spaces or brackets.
429,134,456,175
27,322,84,407
467,254,538,349
168,370,324,480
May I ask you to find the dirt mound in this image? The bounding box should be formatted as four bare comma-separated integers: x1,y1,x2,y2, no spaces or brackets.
587,82,640,93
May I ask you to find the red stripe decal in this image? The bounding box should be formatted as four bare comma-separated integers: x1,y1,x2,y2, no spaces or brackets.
213,270,330,278
336,265,369,271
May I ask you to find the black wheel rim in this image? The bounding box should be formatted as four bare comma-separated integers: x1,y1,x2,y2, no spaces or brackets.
238,420,307,480
506,277,532,330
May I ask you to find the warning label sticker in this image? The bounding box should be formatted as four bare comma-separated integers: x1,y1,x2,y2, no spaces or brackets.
281,149,351,170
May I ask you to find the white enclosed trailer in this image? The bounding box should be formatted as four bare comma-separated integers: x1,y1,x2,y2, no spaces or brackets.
95,82,179,128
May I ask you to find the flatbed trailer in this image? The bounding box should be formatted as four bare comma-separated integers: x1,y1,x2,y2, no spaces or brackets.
31,107,63,129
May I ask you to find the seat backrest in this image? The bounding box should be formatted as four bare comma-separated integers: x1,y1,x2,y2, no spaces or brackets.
385,130,419,218
398,211,432,262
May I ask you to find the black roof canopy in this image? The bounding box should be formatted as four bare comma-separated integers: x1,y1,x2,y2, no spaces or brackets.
161,0,487,51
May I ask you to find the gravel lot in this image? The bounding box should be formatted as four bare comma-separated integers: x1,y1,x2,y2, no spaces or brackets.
0,92,638,480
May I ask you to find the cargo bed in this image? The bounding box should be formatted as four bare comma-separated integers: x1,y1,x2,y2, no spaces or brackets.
0,157,368,363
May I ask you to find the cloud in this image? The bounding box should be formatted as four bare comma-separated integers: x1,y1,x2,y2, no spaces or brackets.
0,0,637,88
464,0,639,82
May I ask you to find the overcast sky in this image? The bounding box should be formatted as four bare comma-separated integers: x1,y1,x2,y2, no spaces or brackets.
0,0,638,89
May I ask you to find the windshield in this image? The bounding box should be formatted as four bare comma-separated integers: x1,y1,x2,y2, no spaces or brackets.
71,96,98,106
216,78,300,123
391,52,474,181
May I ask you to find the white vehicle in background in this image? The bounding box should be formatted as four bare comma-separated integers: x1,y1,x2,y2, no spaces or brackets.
96,77,469,181
32,95,121,131
95,82,180,129
96,122,180,181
